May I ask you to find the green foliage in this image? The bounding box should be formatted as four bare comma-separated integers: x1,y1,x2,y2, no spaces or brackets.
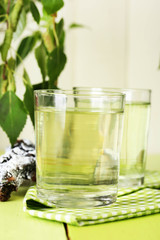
0,64,8,97
35,43,47,82
30,1,40,24
1,28,13,61
23,70,34,126
69,23,86,29
56,19,65,49
10,0,23,31
41,0,64,15
8,57,16,70
0,65,4,98
42,29,54,53
13,8,26,40
69,23,89,31
0,0,69,145
23,0,31,12
7,58,16,92
33,81,51,90
47,47,67,88
0,1,6,22
16,34,39,66
0,91,27,146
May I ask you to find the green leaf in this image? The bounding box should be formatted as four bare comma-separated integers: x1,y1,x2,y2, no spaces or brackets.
10,0,23,31
23,0,30,12
0,1,6,22
0,65,4,98
41,0,64,15
41,8,52,22
42,29,54,53
8,57,16,69
56,19,64,38
30,1,40,24
13,8,26,40
55,18,65,48
33,81,48,90
7,58,16,92
35,43,47,82
47,47,67,88
33,81,58,90
158,56,160,70
1,28,13,61
59,31,65,49
23,70,34,126
16,34,38,66
0,91,27,146
69,23,88,29
0,64,8,97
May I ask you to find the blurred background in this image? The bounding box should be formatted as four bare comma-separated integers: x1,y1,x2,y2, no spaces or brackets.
0,0,160,168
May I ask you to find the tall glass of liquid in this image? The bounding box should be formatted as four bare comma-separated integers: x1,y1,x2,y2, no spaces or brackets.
73,87,151,187
34,90,125,208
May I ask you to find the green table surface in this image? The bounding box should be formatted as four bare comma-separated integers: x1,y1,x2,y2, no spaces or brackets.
0,187,67,240
1,154,160,240
0,186,160,240
68,214,160,240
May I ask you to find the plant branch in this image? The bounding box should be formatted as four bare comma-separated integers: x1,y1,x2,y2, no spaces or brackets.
6,0,11,28
51,13,59,87
11,45,24,67
7,0,11,15
2,62,7,80
2,0,11,81
52,13,59,47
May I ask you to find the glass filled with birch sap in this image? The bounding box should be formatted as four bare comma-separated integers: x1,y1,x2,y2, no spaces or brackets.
34,90,125,208
74,87,151,187
118,89,151,187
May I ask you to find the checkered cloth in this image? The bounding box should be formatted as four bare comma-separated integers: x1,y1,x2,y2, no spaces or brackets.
23,171,160,226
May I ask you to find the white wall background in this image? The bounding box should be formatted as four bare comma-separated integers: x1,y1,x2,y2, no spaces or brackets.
0,0,160,156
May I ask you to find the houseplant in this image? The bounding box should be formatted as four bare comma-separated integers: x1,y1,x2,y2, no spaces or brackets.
0,0,67,146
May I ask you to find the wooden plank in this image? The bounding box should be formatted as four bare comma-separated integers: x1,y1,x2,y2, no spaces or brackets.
68,214,160,240
0,186,67,240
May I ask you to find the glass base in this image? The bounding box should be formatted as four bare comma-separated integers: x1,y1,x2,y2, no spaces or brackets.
37,186,117,208
119,175,144,188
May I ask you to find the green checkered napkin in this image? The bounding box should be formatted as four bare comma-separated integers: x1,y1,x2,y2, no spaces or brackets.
23,171,160,226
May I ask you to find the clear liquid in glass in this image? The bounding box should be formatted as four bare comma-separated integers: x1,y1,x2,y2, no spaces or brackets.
119,103,150,187
35,107,123,208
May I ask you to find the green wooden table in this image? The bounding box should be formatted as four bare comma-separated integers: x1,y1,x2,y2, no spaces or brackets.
68,214,160,240
1,155,160,240
0,187,67,240
1,186,160,240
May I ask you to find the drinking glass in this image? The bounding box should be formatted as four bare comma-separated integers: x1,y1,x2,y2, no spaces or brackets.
74,87,151,187
34,90,125,208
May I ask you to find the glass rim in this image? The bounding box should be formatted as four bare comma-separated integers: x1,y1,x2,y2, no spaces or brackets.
73,87,152,94
34,89,126,99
